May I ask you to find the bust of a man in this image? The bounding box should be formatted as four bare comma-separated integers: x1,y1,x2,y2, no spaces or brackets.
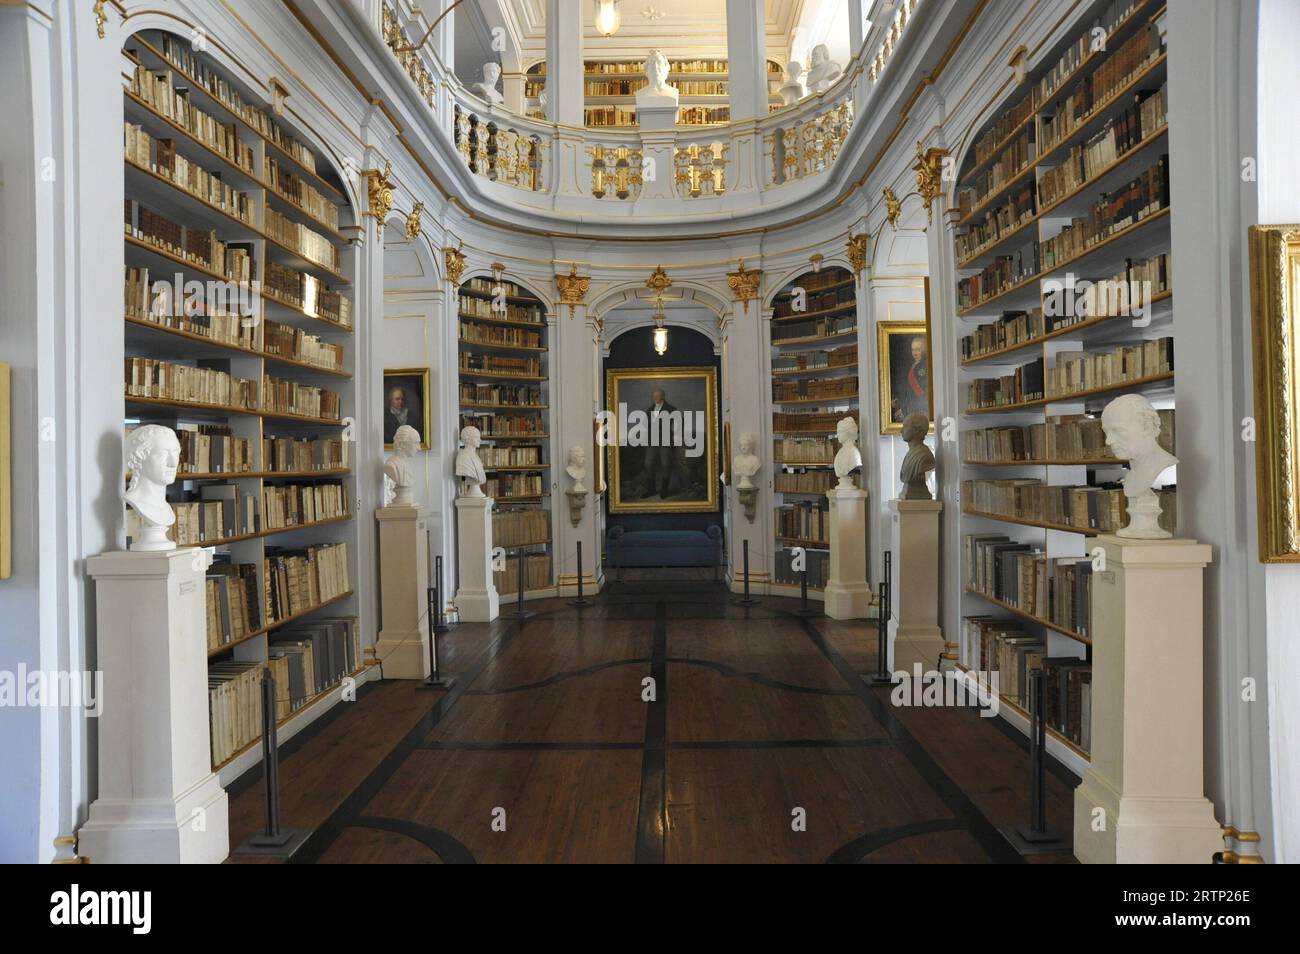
566,445,588,494
124,424,181,551
455,425,488,497
476,61,504,105
384,425,421,507
899,413,935,500
1101,394,1177,538
833,416,863,489
779,61,806,106
636,49,679,107
806,44,843,94
733,431,761,490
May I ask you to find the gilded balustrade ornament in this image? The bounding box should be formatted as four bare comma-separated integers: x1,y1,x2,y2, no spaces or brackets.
727,260,762,315
913,141,948,227
405,201,424,241
555,264,591,319
444,242,467,286
674,143,728,198
770,100,854,185
590,145,644,200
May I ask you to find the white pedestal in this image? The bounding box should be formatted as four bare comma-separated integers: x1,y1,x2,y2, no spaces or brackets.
454,495,499,623
634,91,679,131
891,499,943,671
1073,535,1222,864
79,549,229,864
823,486,872,619
374,506,430,679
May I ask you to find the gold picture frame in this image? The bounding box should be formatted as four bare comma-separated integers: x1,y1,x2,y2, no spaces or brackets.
721,420,732,487
0,362,9,580
383,367,432,450
877,317,934,435
605,366,718,513
1249,225,1300,561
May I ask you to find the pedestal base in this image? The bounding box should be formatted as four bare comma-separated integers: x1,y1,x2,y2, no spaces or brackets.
455,496,499,623
375,506,430,679
1074,770,1222,864
891,499,944,670
824,487,871,620
79,774,229,864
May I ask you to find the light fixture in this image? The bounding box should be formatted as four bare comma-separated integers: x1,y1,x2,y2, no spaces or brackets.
651,291,668,355
594,0,621,37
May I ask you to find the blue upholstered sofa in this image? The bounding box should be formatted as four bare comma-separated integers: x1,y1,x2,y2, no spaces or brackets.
607,524,723,578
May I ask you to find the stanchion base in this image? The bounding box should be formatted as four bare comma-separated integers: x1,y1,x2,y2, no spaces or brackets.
568,598,593,607
508,608,537,620
416,674,458,690
863,673,896,687
731,597,761,607
231,828,311,859
792,606,822,617
999,825,1066,855
433,624,451,635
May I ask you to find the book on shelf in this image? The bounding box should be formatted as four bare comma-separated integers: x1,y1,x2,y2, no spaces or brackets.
205,556,261,651
494,552,552,595
124,199,256,283
127,63,255,173
263,541,350,623
775,546,829,587
126,266,258,349
459,353,542,376
264,261,353,326
774,470,835,494
125,357,258,409
965,355,1044,409
965,533,1094,637
773,376,859,402
962,477,1177,534
772,344,857,374
772,282,854,319
492,509,550,549
773,436,837,464
458,320,543,348
1038,155,1169,269
955,178,1037,261
125,422,253,476
261,480,348,531
957,236,1040,310
266,157,341,230
123,123,256,225
773,410,844,433
479,444,544,468
207,661,261,766
1045,336,1172,396
265,207,341,272
771,315,855,344
483,475,545,498
962,408,1174,463
261,374,342,420
969,92,1034,170
459,382,543,406
459,412,546,438
262,435,348,473
957,123,1036,217
263,318,345,371
776,500,829,544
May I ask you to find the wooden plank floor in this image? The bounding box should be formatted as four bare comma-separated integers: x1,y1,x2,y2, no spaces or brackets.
227,583,1080,863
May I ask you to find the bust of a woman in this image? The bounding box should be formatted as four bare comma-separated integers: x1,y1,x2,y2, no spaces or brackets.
833,416,863,489
566,445,588,494
455,425,488,497
1101,394,1177,538
384,425,421,507
124,424,181,551
732,432,761,490
899,413,935,500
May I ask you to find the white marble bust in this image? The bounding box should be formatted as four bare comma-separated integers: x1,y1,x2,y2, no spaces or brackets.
383,425,421,507
1101,394,1177,538
566,445,588,494
899,413,935,500
124,424,180,551
733,431,761,490
806,44,843,94
779,61,806,106
833,416,863,489
636,49,679,106
476,61,504,105
455,425,488,497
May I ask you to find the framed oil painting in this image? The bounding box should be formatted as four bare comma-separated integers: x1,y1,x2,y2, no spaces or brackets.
877,320,934,435
383,368,431,450
604,366,718,513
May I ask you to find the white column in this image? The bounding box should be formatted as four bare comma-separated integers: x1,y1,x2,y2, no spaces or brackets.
431,0,455,74
848,0,866,57
545,0,583,126
455,495,500,621
554,300,602,594
374,506,431,678
1073,536,1222,863
725,0,768,121
502,73,526,114
823,485,872,619
724,301,770,592
80,549,229,864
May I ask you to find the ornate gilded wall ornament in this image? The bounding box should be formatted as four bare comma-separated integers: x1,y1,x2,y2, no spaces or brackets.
645,265,673,297
405,201,424,241
555,263,591,319
443,242,466,286
727,259,761,314
913,141,948,227
883,187,902,230
363,160,395,227
847,231,868,283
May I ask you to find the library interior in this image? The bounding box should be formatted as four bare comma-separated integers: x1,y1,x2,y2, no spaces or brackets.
0,0,1297,870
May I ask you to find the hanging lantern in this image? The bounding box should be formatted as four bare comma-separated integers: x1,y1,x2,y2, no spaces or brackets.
651,291,668,355
594,0,621,37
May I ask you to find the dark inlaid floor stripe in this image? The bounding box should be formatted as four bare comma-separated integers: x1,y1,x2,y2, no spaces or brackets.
351,815,477,864
824,818,969,864
465,657,651,694
633,602,668,864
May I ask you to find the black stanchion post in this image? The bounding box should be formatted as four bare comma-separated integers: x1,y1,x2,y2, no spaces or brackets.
508,546,536,619
433,554,449,634
865,551,893,686
1001,667,1063,853
417,582,456,690
792,546,820,617
569,540,592,607
732,538,760,606
232,668,309,857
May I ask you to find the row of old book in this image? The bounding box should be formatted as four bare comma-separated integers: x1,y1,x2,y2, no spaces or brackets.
773,410,843,433
460,383,543,406
124,122,255,225
479,445,544,468
493,553,552,595
1046,337,1172,395
955,178,1037,263
148,33,323,174
493,509,551,548
1039,155,1169,270
957,235,1040,310
1038,84,1167,208
264,435,348,473
774,470,835,494
771,315,856,344
969,91,1035,172
1037,17,1164,154
959,616,1093,751
460,353,542,376
264,261,353,327
176,429,345,476
959,123,1036,216
772,283,855,320
262,374,342,420
1032,0,1142,109
207,615,361,765
458,321,543,349
125,199,256,285
773,376,859,402
205,559,260,651
128,63,255,172
263,319,344,371
965,534,1094,637
776,501,830,545
264,542,351,623
771,344,857,374
775,547,830,588
125,357,257,410
265,208,341,272
962,408,1175,462
459,413,546,438
266,157,341,231
126,266,256,348
168,485,259,545
483,475,545,499
774,437,836,464
262,481,349,531
963,477,1177,534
